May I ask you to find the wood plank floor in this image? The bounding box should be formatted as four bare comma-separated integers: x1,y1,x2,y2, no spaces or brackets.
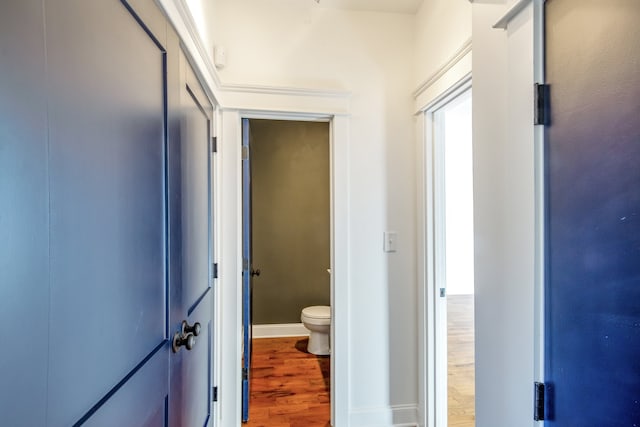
243,297,474,427
448,294,475,427
244,336,330,427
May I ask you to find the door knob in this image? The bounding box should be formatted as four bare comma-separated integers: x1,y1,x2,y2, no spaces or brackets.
172,331,195,353
182,320,201,337
251,269,261,277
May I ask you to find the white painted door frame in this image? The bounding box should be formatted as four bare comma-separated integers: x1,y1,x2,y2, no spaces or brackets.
216,105,350,427
420,76,473,427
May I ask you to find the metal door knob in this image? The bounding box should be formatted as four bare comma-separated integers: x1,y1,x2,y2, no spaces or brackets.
172,332,195,353
182,320,201,337
251,269,261,277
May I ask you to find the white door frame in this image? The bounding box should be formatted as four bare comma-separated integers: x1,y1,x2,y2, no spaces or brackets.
216,106,350,427
419,75,472,427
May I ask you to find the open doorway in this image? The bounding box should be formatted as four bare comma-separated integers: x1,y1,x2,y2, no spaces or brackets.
241,119,332,427
432,89,475,427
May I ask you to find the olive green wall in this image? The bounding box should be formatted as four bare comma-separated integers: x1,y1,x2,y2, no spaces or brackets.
250,119,330,324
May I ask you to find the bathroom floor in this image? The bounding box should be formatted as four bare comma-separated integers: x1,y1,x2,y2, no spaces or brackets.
244,336,330,427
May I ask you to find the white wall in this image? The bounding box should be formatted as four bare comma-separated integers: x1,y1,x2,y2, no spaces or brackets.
472,1,541,426
412,2,472,426
414,0,472,88
199,1,419,425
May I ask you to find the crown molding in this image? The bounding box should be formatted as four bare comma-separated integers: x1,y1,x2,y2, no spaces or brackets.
173,0,223,88
169,0,350,110
413,38,472,100
219,82,350,98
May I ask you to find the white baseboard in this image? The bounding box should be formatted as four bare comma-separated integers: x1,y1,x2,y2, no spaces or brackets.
252,323,309,338
349,404,418,427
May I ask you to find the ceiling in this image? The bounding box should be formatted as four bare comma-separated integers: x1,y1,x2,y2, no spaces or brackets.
316,0,425,14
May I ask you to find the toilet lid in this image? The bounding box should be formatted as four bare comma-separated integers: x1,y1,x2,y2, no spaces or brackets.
302,305,330,319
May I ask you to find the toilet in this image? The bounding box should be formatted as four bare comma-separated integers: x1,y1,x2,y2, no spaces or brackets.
301,305,331,355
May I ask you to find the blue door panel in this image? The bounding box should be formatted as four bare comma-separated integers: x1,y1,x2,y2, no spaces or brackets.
82,346,169,427
545,0,640,424
45,1,169,425
168,49,214,427
0,1,49,425
181,79,212,312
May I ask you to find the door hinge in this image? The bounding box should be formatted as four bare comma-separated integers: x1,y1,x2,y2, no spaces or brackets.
534,83,550,126
242,145,249,160
439,288,446,298
534,381,545,421
242,368,248,381
212,386,218,402
211,136,218,153
212,262,218,279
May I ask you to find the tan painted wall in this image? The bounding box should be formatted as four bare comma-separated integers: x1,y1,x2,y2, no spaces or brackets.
250,119,330,324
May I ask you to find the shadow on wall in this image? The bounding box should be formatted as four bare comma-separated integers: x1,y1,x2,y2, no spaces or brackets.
249,119,331,325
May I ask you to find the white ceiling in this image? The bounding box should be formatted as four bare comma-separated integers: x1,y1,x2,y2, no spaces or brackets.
317,0,425,14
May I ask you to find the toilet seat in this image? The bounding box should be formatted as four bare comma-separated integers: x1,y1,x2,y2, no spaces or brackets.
301,305,330,325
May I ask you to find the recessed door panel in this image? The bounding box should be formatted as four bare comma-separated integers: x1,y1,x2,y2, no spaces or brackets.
181,81,212,312
545,0,640,424
81,346,169,427
45,1,168,425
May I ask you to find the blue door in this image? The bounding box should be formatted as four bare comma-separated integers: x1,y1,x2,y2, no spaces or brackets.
46,1,170,425
241,118,253,422
168,48,215,427
0,1,214,425
544,0,640,424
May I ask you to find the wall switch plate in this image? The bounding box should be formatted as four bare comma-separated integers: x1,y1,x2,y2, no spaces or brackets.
384,231,397,253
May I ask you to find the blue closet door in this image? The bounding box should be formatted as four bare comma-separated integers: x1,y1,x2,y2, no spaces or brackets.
167,48,215,427
45,0,170,425
1,1,216,426
544,0,640,425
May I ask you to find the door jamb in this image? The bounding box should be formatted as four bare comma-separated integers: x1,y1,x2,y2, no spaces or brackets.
231,110,350,427
420,75,472,427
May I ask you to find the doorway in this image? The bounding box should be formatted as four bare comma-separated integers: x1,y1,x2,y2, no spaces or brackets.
241,119,332,426
432,89,475,427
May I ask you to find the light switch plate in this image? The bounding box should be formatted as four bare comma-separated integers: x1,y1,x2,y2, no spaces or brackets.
384,231,397,253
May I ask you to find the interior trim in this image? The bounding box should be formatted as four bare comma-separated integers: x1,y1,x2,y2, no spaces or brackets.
493,0,532,29
171,0,350,103
252,323,310,339
413,38,472,100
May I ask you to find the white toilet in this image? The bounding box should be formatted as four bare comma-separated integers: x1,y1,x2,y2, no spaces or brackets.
301,305,331,356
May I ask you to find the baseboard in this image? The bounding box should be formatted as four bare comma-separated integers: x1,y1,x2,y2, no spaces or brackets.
349,404,418,427
252,323,309,338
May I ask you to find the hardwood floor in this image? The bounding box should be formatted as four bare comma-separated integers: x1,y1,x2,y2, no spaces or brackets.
245,336,330,427
243,298,475,427
448,294,475,427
